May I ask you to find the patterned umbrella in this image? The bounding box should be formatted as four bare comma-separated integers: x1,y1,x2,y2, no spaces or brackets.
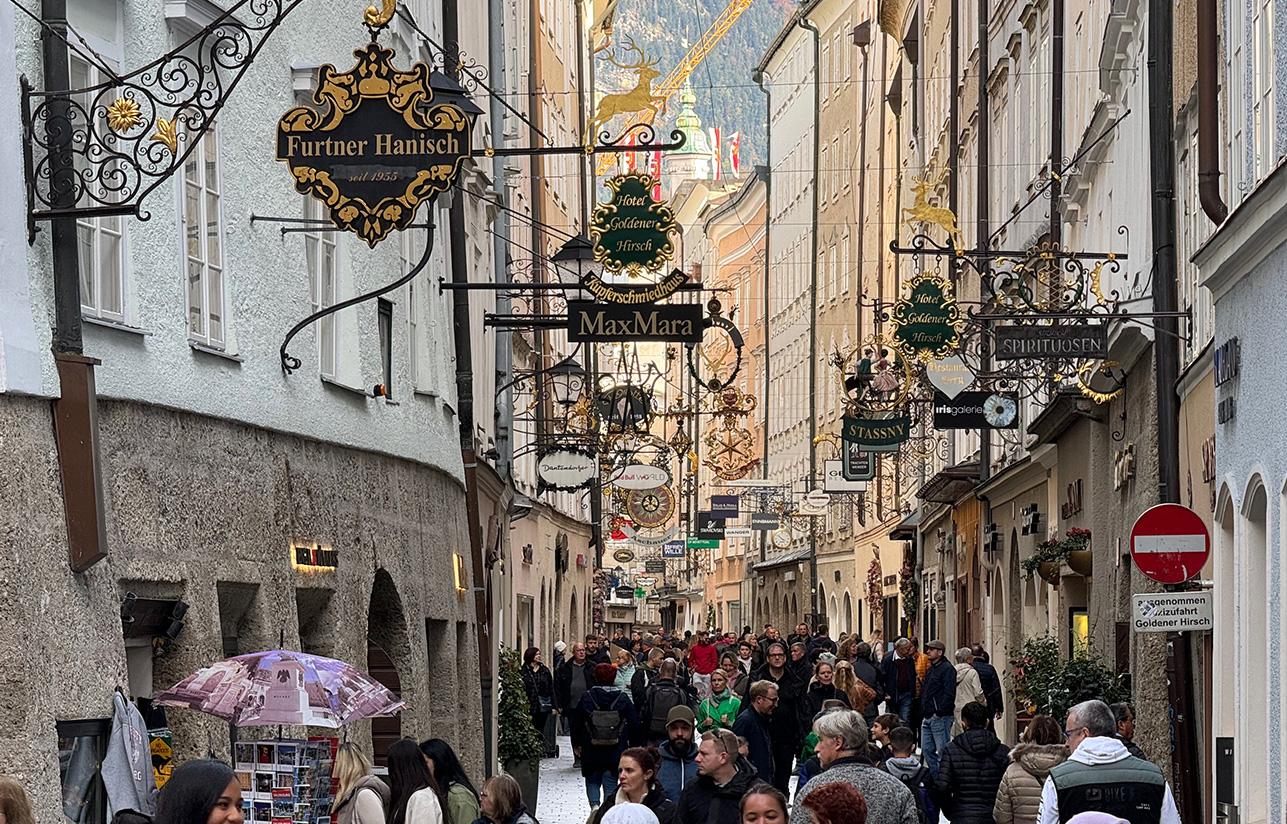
155,650,405,728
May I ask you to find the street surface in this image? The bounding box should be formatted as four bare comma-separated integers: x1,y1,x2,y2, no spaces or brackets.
535,735,593,824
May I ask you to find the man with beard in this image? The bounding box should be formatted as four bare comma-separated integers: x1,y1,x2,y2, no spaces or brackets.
586,634,611,665
745,642,807,797
657,706,700,802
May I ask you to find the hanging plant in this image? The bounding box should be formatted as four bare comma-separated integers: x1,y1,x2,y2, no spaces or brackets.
899,563,918,622
866,559,884,620
1021,528,1092,577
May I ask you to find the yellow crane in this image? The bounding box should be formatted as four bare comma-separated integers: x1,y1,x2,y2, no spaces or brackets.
594,0,755,176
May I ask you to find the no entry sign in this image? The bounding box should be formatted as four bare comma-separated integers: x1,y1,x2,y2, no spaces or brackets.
1130,503,1211,584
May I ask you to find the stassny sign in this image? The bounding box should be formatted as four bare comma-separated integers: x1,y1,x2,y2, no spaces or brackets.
567,301,703,342
840,416,911,449
993,323,1108,360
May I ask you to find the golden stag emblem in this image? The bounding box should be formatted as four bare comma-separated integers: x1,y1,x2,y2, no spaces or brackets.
902,167,964,251
584,37,666,147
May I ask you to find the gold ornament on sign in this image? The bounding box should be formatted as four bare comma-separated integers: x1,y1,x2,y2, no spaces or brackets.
106,97,142,134
584,37,666,146
1076,360,1125,404
902,167,963,251
701,386,761,481
150,117,178,154
364,0,396,28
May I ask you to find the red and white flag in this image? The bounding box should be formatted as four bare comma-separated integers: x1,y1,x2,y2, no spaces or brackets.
649,150,661,200
729,132,741,178
711,128,721,180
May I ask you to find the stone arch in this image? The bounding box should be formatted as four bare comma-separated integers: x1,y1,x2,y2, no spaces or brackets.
539,578,548,654
368,569,412,765
843,591,853,635
569,589,579,643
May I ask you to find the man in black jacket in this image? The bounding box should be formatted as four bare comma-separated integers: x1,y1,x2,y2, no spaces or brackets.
745,643,807,796
881,638,920,726
586,634,611,665
934,702,1010,824
970,644,1005,723
555,642,593,767
917,639,956,776
850,643,884,725
731,680,777,787
807,625,838,659
677,728,754,824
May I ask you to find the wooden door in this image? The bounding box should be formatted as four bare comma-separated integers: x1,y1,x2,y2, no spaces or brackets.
367,639,402,766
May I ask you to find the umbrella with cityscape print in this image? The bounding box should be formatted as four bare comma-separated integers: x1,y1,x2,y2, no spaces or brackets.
155,650,405,728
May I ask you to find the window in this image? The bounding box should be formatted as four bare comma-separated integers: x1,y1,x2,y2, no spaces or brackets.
58,717,111,824
819,143,828,201
181,125,225,348
841,228,850,293
378,298,393,397
1226,0,1247,202
71,56,125,322
1251,0,1275,180
821,43,830,100
402,233,419,387
304,196,337,377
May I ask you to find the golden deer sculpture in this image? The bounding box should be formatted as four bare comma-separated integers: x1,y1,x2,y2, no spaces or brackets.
902,168,964,251
584,38,666,146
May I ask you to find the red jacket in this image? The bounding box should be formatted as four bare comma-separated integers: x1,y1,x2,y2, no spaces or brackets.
689,642,719,674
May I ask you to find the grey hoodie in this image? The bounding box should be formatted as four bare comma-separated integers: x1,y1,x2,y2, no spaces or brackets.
883,754,923,781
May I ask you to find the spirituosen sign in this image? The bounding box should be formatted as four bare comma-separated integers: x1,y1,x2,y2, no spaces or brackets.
591,172,678,274
841,417,911,450
890,272,964,362
567,301,703,342
277,43,473,248
994,323,1108,360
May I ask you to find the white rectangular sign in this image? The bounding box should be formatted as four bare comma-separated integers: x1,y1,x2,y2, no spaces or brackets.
824,460,869,493
1131,590,1213,632
1133,534,1207,554
724,526,753,538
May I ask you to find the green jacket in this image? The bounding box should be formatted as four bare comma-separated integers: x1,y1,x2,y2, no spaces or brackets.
697,690,741,731
445,782,480,824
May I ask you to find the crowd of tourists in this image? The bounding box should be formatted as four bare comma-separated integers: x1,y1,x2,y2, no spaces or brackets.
520,623,1180,824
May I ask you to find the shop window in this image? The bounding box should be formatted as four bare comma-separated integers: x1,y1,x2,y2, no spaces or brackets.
1069,607,1089,656
58,718,110,824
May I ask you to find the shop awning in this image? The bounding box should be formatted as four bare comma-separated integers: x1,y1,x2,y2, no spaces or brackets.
915,462,981,504
750,547,812,571
888,509,921,541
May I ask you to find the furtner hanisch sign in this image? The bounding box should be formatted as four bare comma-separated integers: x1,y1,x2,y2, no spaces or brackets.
277,43,473,248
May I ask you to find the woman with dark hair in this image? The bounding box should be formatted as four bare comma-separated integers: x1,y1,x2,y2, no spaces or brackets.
805,660,851,718
387,738,444,824
589,747,676,824
419,739,480,824
738,781,787,824
573,662,638,808
993,715,1070,824
153,759,242,824
520,647,555,754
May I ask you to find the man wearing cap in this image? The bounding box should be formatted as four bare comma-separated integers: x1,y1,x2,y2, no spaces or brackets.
658,706,700,802
918,639,956,777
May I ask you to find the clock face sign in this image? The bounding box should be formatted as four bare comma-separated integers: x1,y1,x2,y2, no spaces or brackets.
627,486,676,529
772,529,792,549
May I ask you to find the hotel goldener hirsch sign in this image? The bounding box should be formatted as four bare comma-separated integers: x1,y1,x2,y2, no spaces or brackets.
890,272,964,362
277,43,473,248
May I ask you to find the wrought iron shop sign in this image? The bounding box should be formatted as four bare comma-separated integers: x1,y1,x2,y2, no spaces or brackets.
890,272,963,362
591,172,678,274
842,442,876,481
841,417,911,450
277,43,472,248
993,323,1108,360
582,268,688,305
567,301,702,342
932,391,1019,430
537,448,598,490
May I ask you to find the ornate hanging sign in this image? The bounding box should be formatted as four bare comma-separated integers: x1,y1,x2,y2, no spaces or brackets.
537,448,598,490
276,42,473,248
582,268,688,305
841,417,912,450
626,486,676,529
993,323,1109,360
567,301,702,342
925,355,973,398
890,272,964,362
590,172,678,274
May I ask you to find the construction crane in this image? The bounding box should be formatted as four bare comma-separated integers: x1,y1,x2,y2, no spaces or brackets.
594,0,755,176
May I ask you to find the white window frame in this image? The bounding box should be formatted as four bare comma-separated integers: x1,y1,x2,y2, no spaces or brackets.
304,196,338,377
180,123,225,349
1251,0,1275,181
72,55,127,323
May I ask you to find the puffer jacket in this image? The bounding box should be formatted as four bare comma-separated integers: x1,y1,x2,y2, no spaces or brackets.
933,727,1010,824
992,742,1070,824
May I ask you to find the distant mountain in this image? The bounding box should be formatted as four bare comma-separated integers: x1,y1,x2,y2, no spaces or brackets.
597,0,793,172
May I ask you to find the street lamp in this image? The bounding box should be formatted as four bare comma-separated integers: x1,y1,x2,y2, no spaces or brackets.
427,69,485,121
546,356,587,407
551,234,599,301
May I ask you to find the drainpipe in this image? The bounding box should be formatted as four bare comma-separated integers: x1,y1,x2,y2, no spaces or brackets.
753,68,770,577
799,12,821,621
976,0,991,484
853,22,871,338
444,0,493,772
1197,0,1228,224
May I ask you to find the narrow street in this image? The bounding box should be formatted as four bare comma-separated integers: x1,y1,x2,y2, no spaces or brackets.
535,735,592,824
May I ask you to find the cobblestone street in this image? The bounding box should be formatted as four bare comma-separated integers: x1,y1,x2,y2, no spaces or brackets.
535,735,592,824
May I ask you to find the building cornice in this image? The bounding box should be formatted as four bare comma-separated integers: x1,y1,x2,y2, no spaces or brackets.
1196,158,1287,300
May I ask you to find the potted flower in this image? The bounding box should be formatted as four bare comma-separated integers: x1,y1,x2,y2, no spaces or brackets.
1021,540,1068,585
1064,527,1093,576
498,647,545,810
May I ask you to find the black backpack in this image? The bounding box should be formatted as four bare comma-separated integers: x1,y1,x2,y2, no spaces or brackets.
588,691,625,746
647,683,688,738
892,765,936,824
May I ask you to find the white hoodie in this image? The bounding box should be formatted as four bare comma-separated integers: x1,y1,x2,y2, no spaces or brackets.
1036,736,1180,824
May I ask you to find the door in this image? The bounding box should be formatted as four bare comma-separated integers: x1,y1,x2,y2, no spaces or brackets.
367,640,402,766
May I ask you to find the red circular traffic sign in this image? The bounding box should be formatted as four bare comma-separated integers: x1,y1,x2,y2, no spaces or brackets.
1130,503,1211,584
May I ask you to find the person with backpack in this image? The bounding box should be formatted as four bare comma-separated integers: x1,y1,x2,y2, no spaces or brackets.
574,662,639,808
880,726,935,824
641,660,694,746
932,702,1009,824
